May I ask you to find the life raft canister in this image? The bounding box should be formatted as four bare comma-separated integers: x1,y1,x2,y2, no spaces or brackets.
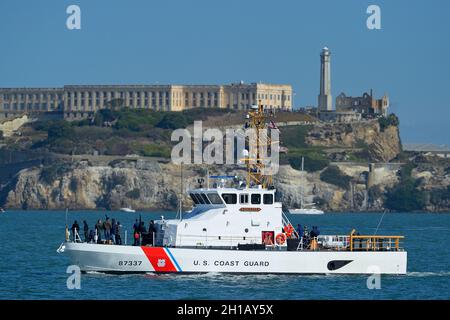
283,224,294,238
276,233,286,245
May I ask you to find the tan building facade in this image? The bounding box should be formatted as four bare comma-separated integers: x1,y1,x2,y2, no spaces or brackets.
0,82,292,119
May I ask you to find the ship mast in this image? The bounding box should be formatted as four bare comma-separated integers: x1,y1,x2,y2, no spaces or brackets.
243,100,276,189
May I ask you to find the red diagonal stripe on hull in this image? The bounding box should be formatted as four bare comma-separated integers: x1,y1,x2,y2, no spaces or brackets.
141,247,177,272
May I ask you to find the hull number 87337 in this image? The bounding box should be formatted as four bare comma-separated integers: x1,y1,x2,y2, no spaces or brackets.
118,260,142,266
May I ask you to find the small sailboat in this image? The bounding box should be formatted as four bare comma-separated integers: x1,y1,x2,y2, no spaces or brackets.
0,208,5,213
289,157,324,215
120,207,136,213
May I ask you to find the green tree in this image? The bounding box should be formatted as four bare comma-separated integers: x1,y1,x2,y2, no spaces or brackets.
379,113,399,132
156,113,189,129
288,155,329,172
47,121,74,140
384,162,426,211
320,165,352,190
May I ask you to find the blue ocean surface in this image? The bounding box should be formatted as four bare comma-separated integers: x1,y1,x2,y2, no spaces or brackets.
0,210,449,300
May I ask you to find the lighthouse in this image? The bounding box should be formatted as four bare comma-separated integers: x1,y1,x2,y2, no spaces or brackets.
318,46,332,111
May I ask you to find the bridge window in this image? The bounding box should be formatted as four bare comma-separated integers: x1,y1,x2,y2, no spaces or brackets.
207,193,223,205
240,194,249,204
251,194,261,204
195,193,205,204
221,193,237,204
189,193,200,205
263,194,273,205
200,193,211,204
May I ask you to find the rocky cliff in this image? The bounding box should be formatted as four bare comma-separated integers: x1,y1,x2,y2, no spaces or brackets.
1,159,182,210
305,120,401,162
1,156,448,212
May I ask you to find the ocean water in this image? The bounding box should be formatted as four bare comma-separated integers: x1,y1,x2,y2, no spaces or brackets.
0,210,449,300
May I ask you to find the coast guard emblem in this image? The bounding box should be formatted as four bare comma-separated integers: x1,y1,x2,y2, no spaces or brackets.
157,259,166,267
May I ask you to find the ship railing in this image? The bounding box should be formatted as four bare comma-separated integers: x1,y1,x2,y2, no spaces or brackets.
282,211,299,239
316,235,350,251
349,235,404,252
69,228,130,245
176,234,262,248
71,229,83,243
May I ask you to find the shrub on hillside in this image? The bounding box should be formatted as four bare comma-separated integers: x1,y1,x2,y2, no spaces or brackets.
125,188,141,199
384,162,426,211
156,113,189,129
378,113,399,132
47,120,74,140
40,162,71,185
288,155,329,172
319,165,352,190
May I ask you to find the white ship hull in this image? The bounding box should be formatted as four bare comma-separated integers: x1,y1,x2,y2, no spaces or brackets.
62,242,407,275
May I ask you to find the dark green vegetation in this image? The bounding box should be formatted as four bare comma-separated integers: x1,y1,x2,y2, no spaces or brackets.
39,161,73,185
319,165,352,190
22,108,236,158
279,125,330,172
384,162,426,211
378,113,399,132
125,188,141,199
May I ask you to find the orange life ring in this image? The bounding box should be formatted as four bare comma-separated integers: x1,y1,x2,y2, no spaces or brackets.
283,224,294,238
275,233,286,245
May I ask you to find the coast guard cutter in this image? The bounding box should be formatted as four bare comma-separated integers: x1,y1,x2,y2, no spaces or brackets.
58,103,407,274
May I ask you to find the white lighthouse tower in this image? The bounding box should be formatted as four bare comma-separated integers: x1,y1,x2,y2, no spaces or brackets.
318,46,332,111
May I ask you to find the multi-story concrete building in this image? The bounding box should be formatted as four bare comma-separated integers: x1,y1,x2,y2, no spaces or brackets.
335,90,389,117
0,82,292,120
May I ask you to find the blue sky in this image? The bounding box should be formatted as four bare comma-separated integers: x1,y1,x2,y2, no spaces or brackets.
0,0,449,145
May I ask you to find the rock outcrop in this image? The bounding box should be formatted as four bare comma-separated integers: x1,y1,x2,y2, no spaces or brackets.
305,120,401,162
2,159,183,210
0,159,404,212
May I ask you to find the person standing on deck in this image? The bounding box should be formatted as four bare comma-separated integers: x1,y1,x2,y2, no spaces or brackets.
115,221,122,245
296,224,304,238
95,219,103,243
71,221,80,242
111,219,117,244
83,221,89,242
104,218,112,242
148,220,156,246
133,219,140,246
